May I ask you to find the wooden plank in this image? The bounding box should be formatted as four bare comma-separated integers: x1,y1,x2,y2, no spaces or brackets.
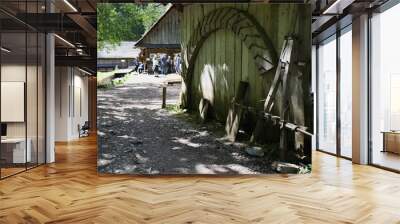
226,27,236,104
140,7,181,46
246,5,257,107
234,28,242,98
184,5,191,108
193,6,201,110
256,5,267,107
193,5,199,109
209,4,216,110
241,41,249,82
225,81,249,142
199,98,210,123
210,3,216,69
214,31,222,121
187,5,195,108
263,4,275,102
234,3,244,95
268,4,278,49
221,28,228,119
277,5,296,55
203,4,214,67
279,44,291,161
183,6,188,62
198,5,206,110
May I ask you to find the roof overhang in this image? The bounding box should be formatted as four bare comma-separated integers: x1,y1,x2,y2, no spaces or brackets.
135,5,180,48
136,44,181,49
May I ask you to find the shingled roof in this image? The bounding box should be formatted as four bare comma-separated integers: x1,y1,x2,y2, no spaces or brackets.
98,41,140,59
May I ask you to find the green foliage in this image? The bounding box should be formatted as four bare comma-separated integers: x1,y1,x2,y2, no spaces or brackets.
165,104,186,114
298,164,312,174
97,3,168,50
97,71,135,89
97,71,115,88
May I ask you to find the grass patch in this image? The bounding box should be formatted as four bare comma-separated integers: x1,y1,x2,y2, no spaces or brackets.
97,71,135,89
113,73,134,85
97,71,116,88
298,164,312,174
164,104,186,114
97,71,115,83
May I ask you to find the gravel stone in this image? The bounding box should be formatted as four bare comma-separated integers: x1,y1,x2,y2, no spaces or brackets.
97,74,274,174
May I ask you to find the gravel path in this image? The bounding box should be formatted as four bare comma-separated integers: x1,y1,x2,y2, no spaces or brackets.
97,74,273,175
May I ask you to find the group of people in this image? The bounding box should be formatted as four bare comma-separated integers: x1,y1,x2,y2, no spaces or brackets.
136,53,181,75
151,54,181,75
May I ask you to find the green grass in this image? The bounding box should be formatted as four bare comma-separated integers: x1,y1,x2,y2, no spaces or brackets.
298,164,312,174
164,104,186,114
97,71,135,89
97,71,116,88
97,71,115,83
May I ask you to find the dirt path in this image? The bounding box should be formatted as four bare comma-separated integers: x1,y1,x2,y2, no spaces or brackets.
97,74,272,174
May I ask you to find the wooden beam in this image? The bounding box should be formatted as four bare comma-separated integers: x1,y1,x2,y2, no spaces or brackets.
67,13,97,47
225,81,249,142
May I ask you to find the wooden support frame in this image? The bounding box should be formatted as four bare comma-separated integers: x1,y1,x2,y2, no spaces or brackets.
251,36,305,161
225,81,249,142
199,98,210,123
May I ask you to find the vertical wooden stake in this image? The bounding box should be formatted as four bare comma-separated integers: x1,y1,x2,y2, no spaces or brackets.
162,86,167,108
225,81,249,142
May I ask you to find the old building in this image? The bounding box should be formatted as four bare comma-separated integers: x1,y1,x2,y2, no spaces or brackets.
135,5,181,62
97,41,140,71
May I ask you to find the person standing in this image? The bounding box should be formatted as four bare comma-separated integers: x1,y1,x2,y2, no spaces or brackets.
175,54,181,74
138,62,144,74
167,56,172,74
161,54,167,75
152,55,159,75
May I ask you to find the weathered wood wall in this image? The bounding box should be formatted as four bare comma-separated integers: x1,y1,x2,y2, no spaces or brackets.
181,3,311,126
136,6,181,48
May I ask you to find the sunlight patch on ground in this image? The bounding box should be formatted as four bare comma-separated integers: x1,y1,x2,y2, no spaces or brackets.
171,146,183,150
195,163,257,174
117,135,138,140
98,131,106,136
173,137,202,148
98,159,113,166
135,153,149,163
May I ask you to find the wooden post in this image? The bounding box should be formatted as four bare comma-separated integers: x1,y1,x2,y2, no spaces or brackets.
199,98,210,123
162,86,167,108
225,81,249,142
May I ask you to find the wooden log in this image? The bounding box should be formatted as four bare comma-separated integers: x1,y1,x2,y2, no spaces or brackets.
225,81,248,142
231,104,312,137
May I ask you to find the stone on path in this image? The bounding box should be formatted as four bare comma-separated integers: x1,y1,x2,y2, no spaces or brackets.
272,162,301,174
245,146,265,157
130,140,143,145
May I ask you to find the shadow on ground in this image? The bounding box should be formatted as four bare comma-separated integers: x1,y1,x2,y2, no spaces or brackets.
97,74,273,174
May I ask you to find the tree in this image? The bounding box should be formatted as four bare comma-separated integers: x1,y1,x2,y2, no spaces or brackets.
97,3,168,50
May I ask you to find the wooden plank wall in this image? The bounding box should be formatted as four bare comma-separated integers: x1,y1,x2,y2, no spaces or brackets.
182,3,311,124
140,7,181,46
